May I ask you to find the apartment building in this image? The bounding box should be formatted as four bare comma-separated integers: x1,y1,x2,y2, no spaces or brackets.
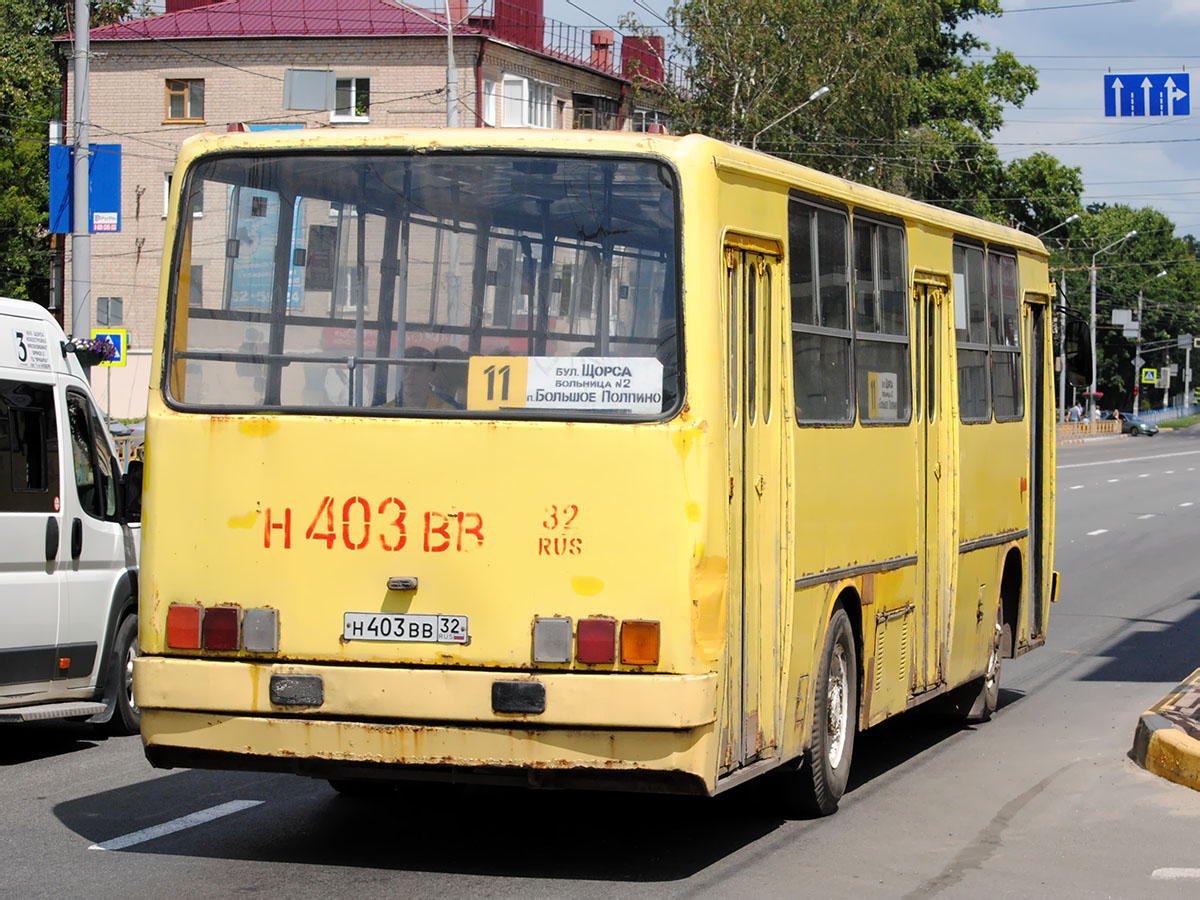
55,0,667,416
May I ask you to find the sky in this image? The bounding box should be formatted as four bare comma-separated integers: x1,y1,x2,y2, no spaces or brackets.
545,0,1200,238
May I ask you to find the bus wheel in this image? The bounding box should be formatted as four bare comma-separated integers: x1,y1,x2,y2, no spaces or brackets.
781,608,857,817
102,614,140,736
967,604,1010,723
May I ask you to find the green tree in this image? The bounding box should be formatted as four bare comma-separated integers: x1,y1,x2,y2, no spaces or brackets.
0,0,138,304
1051,206,1200,411
637,0,1084,225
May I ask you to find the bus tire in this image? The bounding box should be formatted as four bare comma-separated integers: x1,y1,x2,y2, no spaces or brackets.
782,608,857,817
102,614,140,736
966,604,1010,723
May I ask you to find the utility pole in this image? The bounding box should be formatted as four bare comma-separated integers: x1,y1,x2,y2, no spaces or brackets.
1134,288,1143,415
71,0,91,339
1059,269,1067,423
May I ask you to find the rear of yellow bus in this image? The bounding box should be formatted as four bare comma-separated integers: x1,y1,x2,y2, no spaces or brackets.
136,130,728,795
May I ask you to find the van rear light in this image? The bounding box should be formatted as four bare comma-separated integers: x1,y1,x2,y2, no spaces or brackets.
576,617,616,664
203,606,241,651
166,604,203,649
532,616,572,663
620,620,660,665
243,608,279,653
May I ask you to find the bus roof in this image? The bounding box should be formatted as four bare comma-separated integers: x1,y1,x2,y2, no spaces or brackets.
174,128,1048,258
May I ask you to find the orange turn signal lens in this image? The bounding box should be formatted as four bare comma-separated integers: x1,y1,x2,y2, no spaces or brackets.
166,604,203,649
620,620,660,666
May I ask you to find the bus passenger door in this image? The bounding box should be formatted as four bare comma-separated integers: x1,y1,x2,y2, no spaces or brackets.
915,278,953,692
1026,297,1048,639
721,242,785,772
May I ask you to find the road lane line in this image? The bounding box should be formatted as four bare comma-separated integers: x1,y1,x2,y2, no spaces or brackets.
1107,478,1120,483
1166,470,1175,474
1087,529,1108,536
1138,514,1156,520
1139,473,1150,478
1181,502,1194,508
89,800,264,851
1152,868,1200,880
1059,449,1200,470
1069,484,1084,490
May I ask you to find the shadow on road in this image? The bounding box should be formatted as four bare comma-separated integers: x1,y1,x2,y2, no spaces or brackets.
1078,594,1200,682
0,720,105,766
51,696,1021,881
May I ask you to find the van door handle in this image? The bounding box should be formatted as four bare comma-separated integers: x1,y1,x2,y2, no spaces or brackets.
71,518,83,560
45,516,60,562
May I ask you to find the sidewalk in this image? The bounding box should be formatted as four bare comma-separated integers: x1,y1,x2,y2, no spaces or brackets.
1129,668,1200,792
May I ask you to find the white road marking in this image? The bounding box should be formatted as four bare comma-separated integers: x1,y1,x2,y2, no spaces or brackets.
1069,484,1084,490
1181,502,1195,508
1087,529,1108,536
1152,868,1200,881
1165,470,1175,474
1059,449,1200,470
89,800,264,851
1139,473,1150,478
1138,514,1156,520
1107,478,1120,483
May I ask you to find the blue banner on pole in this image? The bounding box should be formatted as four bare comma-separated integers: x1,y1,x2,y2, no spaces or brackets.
1104,73,1190,117
48,143,122,234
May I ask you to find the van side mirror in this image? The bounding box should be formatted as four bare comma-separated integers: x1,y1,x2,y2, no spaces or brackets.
1063,320,1091,388
122,459,143,523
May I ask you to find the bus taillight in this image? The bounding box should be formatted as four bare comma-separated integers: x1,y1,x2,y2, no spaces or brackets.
166,604,203,649
203,607,240,651
577,618,617,664
620,620,660,666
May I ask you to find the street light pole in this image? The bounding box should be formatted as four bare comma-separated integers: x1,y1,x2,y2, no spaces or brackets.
394,1,468,126
751,86,831,151
1132,271,1161,420
1089,229,1137,421
1036,213,1079,239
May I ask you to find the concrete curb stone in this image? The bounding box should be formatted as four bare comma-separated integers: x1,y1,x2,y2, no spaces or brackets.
1129,668,1200,792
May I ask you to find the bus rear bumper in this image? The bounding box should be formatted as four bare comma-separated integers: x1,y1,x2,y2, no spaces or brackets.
140,709,717,794
135,657,720,793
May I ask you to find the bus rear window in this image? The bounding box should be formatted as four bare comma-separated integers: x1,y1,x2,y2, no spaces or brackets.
164,153,680,419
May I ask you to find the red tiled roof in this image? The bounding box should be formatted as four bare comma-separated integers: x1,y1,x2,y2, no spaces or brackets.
86,0,466,41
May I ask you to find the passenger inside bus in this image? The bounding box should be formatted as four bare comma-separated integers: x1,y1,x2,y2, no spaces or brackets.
430,346,468,410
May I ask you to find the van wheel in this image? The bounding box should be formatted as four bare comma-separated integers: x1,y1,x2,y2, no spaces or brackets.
102,614,140,736
779,608,857,817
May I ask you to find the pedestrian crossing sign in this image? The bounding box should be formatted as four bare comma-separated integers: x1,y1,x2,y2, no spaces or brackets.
91,328,127,367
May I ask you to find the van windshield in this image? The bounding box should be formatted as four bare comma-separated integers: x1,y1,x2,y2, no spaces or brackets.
164,152,680,419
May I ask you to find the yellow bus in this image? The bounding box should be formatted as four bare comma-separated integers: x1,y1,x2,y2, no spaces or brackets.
137,129,1063,815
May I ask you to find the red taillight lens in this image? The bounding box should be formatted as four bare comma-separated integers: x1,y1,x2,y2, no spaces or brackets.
577,617,616,664
203,606,241,651
620,620,660,665
166,604,203,649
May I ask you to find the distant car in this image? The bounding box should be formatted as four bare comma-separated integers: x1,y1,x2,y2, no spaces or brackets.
1119,413,1159,436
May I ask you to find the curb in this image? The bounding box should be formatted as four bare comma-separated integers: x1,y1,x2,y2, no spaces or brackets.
1129,668,1200,792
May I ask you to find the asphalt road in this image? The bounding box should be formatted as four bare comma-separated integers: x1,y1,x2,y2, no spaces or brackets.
4,431,1200,898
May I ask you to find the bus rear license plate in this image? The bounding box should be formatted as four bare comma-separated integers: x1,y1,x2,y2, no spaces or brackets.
343,613,468,644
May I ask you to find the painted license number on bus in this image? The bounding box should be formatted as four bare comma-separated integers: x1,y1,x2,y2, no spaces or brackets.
343,612,468,644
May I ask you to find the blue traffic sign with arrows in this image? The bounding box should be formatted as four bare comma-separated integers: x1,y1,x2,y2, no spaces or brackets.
1105,73,1190,117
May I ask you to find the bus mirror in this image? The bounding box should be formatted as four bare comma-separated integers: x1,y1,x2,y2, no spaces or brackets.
1063,320,1091,388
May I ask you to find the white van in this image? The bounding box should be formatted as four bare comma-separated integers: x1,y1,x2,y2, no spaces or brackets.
0,298,141,733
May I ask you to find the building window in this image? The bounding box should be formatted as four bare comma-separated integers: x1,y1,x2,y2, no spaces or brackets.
164,173,203,218
96,296,123,327
501,75,553,128
165,79,204,122
332,77,370,122
632,107,669,133
481,79,497,126
573,94,619,130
